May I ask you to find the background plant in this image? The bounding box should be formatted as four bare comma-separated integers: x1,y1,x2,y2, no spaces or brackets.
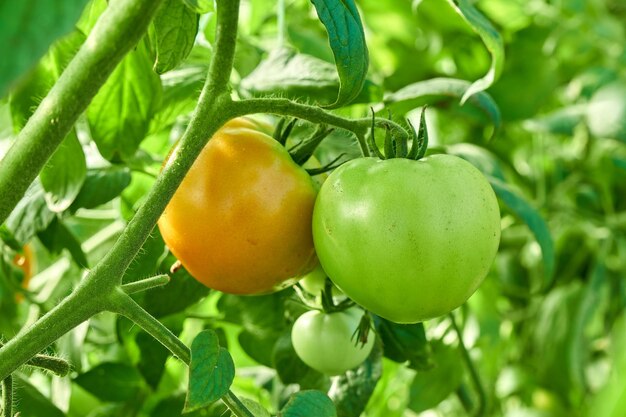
1,0,626,416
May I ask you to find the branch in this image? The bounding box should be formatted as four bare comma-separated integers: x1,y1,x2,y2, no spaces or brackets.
0,0,167,225
231,98,410,144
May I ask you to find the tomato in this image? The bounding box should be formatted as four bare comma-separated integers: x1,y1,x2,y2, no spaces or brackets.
158,117,318,295
291,307,374,375
312,154,501,323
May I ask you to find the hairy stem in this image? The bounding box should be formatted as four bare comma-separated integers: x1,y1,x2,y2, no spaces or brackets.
0,0,167,225
0,281,105,380
232,98,409,143
1,375,12,417
109,290,253,417
121,274,170,294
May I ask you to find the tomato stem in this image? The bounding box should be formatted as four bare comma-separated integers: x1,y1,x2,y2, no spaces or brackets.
108,290,254,417
449,312,487,417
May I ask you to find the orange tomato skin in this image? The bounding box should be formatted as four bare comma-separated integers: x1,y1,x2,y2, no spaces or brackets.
158,118,318,295
14,244,35,302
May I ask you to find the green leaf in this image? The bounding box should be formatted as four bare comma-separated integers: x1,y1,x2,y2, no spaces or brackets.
151,393,227,417
185,330,235,412
4,181,55,246
151,0,199,74
489,177,555,291
310,0,369,108
0,0,89,96
331,342,383,417
9,30,85,130
181,0,214,14
446,0,505,103
37,217,89,267
70,167,132,211
376,318,431,370
383,78,501,130
74,362,145,402
408,341,464,413
238,328,281,368
136,331,171,389
218,292,288,333
279,390,337,417
241,48,381,105
238,398,273,417
40,131,86,212
141,251,210,318
13,375,65,417
87,42,162,161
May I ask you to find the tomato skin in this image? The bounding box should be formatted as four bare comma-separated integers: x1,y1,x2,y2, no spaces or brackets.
158,118,318,295
312,154,501,323
291,307,374,375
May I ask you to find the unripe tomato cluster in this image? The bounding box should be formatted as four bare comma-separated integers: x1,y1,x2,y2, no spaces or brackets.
158,117,501,374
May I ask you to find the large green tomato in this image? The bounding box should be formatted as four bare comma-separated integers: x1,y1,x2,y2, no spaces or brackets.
291,307,375,375
312,154,501,323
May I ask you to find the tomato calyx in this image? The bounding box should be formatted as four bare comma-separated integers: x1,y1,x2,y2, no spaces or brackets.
368,106,428,160
272,117,344,175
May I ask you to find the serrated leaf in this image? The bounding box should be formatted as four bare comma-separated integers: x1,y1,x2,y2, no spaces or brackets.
182,0,214,14
4,181,55,246
74,362,145,402
408,341,464,413
489,177,555,292
185,330,235,412
0,0,89,96
384,78,501,130
310,0,369,108
40,130,86,212
330,342,383,417
446,0,504,102
151,0,199,74
279,390,337,417
87,43,162,161
70,167,132,211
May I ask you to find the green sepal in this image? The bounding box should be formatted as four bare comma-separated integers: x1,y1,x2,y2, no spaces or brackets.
305,153,346,176
289,125,334,166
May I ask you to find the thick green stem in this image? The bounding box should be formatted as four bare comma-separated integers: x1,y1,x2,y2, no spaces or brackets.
108,290,190,362
0,281,105,380
0,0,166,225
450,313,486,417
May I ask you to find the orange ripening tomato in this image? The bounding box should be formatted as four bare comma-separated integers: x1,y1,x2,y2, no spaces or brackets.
158,117,318,295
